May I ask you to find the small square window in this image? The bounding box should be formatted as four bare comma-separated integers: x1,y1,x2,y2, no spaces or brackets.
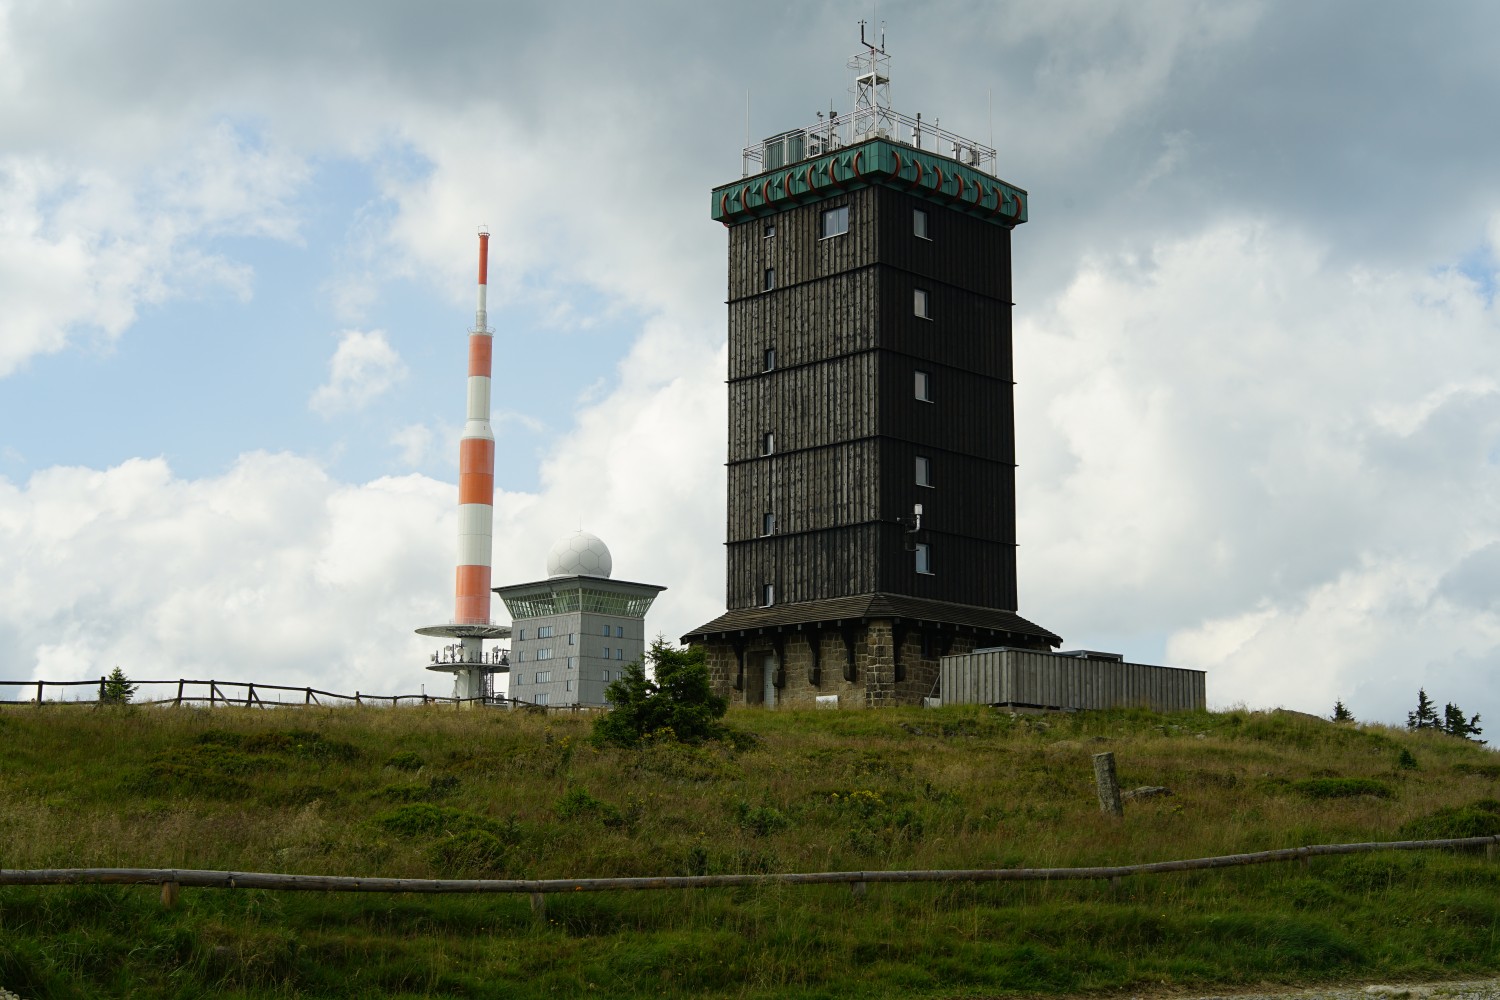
762,512,776,536
615,626,624,638
914,370,931,401
763,346,776,371
914,288,931,319
916,543,933,575
764,222,776,239
615,648,623,660
762,583,775,606
916,455,932,487
764,267,776,291
762,431,775,455
602,625,610,636
914,208,930,240
820,205,849,238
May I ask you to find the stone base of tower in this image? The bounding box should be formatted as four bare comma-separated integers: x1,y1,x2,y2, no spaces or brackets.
684,594,1060,709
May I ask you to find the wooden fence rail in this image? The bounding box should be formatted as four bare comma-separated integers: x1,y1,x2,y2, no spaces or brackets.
0,678,507,709
3,835,1496,903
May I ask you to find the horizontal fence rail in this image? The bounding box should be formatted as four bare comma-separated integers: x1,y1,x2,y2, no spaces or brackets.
4,836,1496,902
0,678,541,710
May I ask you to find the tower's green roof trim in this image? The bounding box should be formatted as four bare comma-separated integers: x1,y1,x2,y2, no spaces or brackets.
711,137,1027,228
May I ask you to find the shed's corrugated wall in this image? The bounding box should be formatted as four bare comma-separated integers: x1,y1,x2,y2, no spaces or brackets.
940,650,1205,711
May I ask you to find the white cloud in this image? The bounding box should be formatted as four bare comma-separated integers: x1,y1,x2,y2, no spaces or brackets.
0,453,454,696
1016,217,1500,723
310,330,408,416
390,423,434,467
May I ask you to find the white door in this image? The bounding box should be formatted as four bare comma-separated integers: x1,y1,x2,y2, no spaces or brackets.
762,653,777,708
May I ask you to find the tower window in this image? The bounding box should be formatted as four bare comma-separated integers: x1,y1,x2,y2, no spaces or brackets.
764,267,776,291
914,370,931,401
516,650,527,662
602,625,610,636
762,431,775,455
915,455,932,487
568,633,575,645
914,208,930,240
914,288,932,319
763,346,776,371
820,205,849,239
534,692,549,706
615,626,624,638
568,656,577,668
762,512,776,536
537,648,554,661
566,679,574,691
763,222,776,239
517,629,527,640
536,670,552,684
536,626,554,638
915,543,933,575
602,669,611,682
762,583,775,606
615,648,623,660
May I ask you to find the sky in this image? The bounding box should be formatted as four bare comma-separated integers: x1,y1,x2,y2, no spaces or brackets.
1,0,1498,727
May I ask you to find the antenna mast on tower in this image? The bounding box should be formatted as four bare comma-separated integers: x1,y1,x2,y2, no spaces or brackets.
848,19,893,143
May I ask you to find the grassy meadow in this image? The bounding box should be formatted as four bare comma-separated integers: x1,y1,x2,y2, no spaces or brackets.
1,701,1499,998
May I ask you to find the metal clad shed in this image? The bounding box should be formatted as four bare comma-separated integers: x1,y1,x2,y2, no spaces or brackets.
940,649,1205,712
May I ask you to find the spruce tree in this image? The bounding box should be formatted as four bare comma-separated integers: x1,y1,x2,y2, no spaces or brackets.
101,666,137,705
1407,689,1439,730
1332,699,1354,723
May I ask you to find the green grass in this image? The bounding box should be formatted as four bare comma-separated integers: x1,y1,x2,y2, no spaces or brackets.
1,703,1498,998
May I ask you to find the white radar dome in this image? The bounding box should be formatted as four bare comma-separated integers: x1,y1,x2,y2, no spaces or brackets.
546,530,613,579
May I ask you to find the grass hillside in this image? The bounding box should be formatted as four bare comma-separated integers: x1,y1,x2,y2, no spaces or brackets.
1,702,1499,999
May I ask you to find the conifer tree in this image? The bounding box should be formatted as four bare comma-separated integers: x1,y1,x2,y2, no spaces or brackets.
1332,699,1354,723
1442,702,1484,743
1407,689,1439,730
102,666,137,705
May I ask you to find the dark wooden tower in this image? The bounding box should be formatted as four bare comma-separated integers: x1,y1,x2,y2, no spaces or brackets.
685,40,1060,707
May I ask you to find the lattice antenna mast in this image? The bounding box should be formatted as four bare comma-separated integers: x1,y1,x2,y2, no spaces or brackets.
848,19,893,143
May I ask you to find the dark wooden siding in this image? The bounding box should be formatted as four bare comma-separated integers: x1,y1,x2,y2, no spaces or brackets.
726,270,877,381
725,352,878,461
726,439,881,542
722,168,1021,615
876,353,1013,462
727,523,882,609
726,188,877,302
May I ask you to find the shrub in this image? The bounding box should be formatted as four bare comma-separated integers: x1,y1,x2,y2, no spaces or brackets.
732,801,791,836
555,787,623,827
593,639,729,748
1288,778,1394,800
1396,748,1418,771
429,829,509,876
1398,799,1500,840
385,751,425,771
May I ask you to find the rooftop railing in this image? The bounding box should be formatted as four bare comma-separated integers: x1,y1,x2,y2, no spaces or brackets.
741,109,997,178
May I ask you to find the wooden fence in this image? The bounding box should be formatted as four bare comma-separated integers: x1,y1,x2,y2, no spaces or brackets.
3,835,1495,913
0,677,494,709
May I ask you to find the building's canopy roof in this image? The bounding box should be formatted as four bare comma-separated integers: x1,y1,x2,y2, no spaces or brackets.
682,593,1061,647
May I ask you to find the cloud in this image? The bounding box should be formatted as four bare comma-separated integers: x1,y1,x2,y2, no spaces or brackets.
0,453,455,696
390,424,434,467
310,330,408,416
1016,217,1500,723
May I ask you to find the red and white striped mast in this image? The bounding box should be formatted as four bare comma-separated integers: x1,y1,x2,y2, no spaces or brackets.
417,228,510,704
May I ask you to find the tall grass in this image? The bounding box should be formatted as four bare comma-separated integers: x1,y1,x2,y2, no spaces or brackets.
1,703,1498,997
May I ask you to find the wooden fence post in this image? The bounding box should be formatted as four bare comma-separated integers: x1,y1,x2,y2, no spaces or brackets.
98,676,106,703
210,682,216,708
530,892,547,920
161,880,180,908
35,680,42,706
1092,752,1124,817
175,680,184,707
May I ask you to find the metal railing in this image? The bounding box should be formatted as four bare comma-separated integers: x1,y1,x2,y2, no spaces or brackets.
742,108,997,178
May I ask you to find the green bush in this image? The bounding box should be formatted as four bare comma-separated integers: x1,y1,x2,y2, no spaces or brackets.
385,751,425,771
593,639,729,748
1398,799,1500,840
429,829,509,876
732,801,790,836
1288,778,1393,800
